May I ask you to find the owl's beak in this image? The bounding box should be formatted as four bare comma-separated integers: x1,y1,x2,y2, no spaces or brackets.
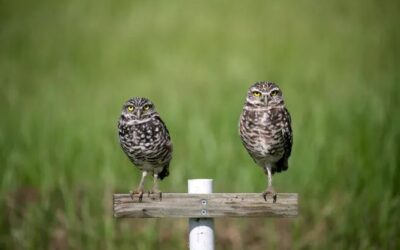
136,110,141,119
261,96,267,104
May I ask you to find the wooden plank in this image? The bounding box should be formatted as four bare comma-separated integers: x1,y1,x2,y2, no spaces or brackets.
113,193,298,218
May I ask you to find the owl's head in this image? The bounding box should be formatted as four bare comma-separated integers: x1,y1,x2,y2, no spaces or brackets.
246,81,285,107
121,97,157,120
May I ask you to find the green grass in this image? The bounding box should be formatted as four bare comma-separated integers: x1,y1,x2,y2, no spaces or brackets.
1,0,399,249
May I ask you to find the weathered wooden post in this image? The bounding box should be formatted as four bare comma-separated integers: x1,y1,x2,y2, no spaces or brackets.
113,180,298,247
188,179,214,250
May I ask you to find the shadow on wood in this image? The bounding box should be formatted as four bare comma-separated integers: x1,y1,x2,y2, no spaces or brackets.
113,193,298,218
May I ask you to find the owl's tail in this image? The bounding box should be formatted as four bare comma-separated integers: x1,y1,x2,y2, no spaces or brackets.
275,157,289,174
158,163,170,180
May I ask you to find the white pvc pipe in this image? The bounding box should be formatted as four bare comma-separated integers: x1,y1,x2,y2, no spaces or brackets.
188,179,215,250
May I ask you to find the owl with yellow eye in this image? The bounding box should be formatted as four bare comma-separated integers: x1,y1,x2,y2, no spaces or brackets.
118,97,172,201
239,81,293,202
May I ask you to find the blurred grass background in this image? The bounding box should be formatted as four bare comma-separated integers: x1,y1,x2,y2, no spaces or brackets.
0,0,399,249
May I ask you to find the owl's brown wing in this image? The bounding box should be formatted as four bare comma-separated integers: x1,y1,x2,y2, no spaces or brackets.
276,107,293,172
154,116,173,180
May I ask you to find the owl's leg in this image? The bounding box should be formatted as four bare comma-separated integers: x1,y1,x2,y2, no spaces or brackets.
262,166,277,203
130,171,147,202
148,173,162,201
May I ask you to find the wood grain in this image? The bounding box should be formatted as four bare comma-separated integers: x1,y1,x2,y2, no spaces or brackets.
113,193,298,218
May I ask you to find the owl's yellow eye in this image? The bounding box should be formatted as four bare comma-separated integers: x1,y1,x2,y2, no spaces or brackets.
252,91,262,97
127,106,134,112
143,105,151,111
270,90,279,96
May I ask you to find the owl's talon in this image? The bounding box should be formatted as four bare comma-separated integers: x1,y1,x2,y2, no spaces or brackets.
129,189,144,202
148,189,162,201
262,187,277,203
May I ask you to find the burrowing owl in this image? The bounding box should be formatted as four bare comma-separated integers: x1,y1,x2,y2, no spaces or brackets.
239,81,293,203
118,97,172,201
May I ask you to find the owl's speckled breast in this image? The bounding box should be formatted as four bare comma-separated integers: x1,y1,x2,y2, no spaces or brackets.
239,108,285,165
118,116,172,170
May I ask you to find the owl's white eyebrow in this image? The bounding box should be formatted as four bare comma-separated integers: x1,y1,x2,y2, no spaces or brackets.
268,87,280,93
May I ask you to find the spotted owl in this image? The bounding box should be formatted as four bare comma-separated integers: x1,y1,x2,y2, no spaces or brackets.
118,97,172,201
239,81,293,202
